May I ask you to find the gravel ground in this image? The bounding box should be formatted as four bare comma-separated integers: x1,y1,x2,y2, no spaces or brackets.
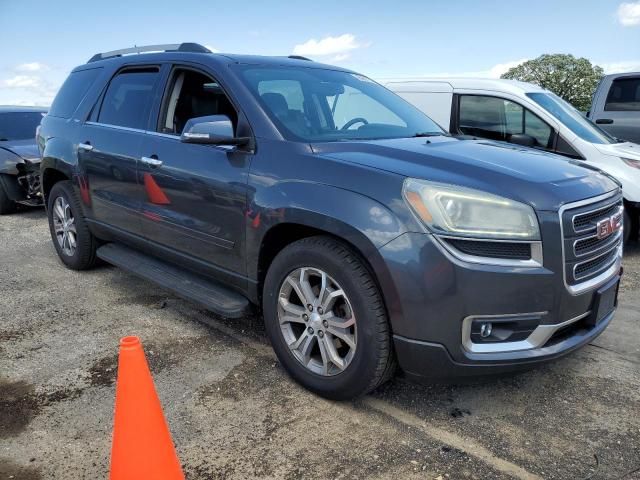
1,208,639,480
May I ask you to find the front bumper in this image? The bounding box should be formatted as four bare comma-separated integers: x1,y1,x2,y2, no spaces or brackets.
377,231,621,380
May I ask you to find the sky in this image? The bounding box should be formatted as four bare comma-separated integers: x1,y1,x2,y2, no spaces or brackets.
1,0,639,106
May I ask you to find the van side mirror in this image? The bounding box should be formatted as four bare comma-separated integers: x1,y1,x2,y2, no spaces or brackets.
510,133,536,147
180,115,250,146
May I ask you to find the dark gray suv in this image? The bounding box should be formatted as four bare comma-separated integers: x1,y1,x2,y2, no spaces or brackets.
38,44,623,399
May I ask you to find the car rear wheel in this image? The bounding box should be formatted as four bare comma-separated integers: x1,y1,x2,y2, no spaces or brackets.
0,178,17,215
263,236,395,400
47,181,98,270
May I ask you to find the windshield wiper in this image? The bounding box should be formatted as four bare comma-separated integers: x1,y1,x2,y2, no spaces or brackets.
410,132,447,138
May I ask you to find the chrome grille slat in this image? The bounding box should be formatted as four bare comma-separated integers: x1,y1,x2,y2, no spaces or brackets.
573,229,623,258
573,241,621,280
572,202,620,233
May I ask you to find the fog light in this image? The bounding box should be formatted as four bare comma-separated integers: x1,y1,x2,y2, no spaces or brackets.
480,322,492,338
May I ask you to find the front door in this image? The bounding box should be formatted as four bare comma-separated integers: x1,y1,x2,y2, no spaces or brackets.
78,66,162,237
138,65,251,284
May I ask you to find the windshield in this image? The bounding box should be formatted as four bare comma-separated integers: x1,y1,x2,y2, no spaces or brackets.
526,92,618,145
236,66,444,142
0,112,45,141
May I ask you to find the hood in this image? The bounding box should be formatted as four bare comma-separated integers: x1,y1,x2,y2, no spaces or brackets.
0,139,41,162
311,136,618,211
593,141,640,160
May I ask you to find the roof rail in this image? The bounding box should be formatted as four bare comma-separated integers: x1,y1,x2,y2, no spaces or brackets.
288,55,313,61
87,42,211,63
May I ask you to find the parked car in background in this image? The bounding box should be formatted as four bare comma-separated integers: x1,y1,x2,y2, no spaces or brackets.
386,78,640,242
0,106,47,214
588,72,640,144
39,44,623,399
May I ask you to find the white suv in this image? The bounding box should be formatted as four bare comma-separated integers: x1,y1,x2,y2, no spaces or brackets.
385,78,640,241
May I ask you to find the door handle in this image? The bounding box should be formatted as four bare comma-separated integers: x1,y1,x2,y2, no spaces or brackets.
595,119,614,124
78,142,94,151
141,156,163,167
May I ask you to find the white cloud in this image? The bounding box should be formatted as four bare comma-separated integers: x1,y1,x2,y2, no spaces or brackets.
0,64,61,106
3,75,44,89
616,1,640,26
15,62,49,73
600,59,640,73
293,34,362,57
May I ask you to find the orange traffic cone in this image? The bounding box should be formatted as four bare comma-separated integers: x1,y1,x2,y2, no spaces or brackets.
110,336,185,480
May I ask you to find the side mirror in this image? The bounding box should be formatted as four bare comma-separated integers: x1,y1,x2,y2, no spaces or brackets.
510,133,536,147
180,115,250,146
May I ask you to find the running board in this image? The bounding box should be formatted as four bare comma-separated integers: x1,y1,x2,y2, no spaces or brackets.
97,243,250,318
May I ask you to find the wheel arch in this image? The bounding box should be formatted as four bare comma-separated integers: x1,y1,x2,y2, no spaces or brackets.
248,182,408,330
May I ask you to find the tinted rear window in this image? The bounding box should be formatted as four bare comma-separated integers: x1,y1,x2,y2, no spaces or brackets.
605,77,640,111
0,112,46,141
49,68,102,119
97,70,159,129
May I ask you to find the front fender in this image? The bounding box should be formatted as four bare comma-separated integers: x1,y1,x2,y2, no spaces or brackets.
247,181,410,326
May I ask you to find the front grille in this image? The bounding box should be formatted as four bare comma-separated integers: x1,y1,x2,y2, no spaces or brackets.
561,193,623,287
446,239,531,260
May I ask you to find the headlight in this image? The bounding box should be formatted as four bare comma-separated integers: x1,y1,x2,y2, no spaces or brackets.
621,157,640,169
403,179,540,240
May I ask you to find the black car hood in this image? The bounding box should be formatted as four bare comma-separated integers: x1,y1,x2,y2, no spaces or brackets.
311,136,618,211
0,139,40,162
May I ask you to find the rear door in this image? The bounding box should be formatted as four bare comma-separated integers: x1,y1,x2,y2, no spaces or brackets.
79,66,162,237
138,64,252,285
591,75,640,143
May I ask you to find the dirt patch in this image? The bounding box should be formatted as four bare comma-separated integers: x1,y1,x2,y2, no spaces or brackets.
198,352,282,403
0,458,42,480
0,378,85,439
0,380,40,439
88,354,118,388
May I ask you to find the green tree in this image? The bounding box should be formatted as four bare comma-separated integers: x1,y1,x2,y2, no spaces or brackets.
501,54,604,111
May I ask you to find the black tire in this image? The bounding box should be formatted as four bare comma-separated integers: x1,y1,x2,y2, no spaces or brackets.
47,181,98,270
0,178,17,215
263,236,396,400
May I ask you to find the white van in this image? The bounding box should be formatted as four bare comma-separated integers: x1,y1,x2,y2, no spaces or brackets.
385,78,640,241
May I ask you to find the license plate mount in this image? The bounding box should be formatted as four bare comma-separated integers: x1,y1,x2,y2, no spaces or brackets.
587,278,619,327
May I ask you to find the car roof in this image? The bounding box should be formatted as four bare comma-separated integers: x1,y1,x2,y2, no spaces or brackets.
382,77,548,95
0,105,48,113
75,51,353,74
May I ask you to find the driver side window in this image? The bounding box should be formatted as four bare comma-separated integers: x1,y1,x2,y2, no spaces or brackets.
160,68,238,135
458,95,553,149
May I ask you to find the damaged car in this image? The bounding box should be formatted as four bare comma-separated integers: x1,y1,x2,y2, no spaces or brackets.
0,106,47,214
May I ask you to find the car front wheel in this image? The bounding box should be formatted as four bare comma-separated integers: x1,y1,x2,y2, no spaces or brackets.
263,236,395,400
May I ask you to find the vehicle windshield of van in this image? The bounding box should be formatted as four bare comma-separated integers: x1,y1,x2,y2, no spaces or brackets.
526,92,618,145
0,112,45,141
238,66,444,142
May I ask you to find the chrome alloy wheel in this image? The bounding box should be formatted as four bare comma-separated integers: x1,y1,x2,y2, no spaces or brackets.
277,267,357,376
52,196,77,257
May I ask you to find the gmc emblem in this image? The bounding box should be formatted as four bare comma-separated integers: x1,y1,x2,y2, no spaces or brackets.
596,212,623,240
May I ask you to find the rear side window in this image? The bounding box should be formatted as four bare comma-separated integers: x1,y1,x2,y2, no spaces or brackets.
48,68,102,119
98,69,160,130
605,77,640,111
